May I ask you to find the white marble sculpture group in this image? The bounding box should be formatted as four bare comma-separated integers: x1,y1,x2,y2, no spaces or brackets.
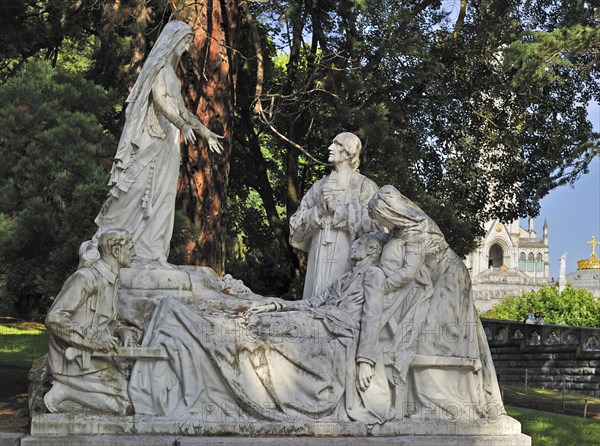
43,20,504,426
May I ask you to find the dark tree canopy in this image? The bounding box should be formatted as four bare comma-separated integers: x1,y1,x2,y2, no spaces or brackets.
229,0,598,283
0,60,115,318
0,0,598,318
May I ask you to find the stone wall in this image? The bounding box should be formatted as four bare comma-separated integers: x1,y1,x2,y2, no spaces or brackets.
481,319,600,396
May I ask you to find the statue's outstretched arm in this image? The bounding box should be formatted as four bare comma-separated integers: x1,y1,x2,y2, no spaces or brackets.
152,66,223,153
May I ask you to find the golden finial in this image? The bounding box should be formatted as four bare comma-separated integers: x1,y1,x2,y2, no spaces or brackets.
587,235,599,258
577,235,600,270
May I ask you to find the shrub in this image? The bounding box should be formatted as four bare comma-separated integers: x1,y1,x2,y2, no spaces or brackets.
483,283,600,327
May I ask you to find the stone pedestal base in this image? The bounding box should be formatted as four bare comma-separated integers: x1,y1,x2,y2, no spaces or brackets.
21,434,532,446
24,414,530,445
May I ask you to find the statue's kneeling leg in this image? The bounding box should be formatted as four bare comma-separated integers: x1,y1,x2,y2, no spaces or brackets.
44,381,131,415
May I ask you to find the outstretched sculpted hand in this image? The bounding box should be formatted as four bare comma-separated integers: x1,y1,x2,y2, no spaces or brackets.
357,361,374,392
181,124,197,145
182,125,224,154
244,304,272,316
122,331,140,348
190,123,224,154
205,131,224,154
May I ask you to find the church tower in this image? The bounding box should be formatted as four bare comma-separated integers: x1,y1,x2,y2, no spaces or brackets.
464,217,551,311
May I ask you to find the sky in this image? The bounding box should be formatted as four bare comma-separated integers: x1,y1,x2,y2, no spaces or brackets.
530,103,600,279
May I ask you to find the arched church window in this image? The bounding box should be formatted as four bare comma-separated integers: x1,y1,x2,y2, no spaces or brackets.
527,252,535,271
488,244,503,268
536,253,543,271
519,252,526,271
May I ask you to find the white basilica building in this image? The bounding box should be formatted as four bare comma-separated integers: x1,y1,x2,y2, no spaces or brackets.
464,217,551,311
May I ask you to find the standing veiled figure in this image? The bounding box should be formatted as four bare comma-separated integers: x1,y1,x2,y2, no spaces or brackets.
92,21,223,267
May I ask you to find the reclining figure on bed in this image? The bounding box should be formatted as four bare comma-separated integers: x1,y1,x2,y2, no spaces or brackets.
128,231,393,423
128,186,504,423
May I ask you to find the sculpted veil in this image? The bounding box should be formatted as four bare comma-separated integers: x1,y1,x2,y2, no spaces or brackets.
92,21,221,266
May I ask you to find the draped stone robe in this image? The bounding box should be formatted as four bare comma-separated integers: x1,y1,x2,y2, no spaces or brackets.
128,264,392,424
290,171,379,300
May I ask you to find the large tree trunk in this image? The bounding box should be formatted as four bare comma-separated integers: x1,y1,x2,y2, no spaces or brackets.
173,0,239,273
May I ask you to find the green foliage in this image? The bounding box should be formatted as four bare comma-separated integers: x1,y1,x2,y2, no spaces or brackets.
56,36,101,74
237,0,598,260
484,283,600,327
224,191,294,298
0,60,114,320
508,26,600,84
225,0,600,291
0,0,104,78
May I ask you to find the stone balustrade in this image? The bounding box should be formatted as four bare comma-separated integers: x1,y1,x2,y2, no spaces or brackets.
481,318,600,396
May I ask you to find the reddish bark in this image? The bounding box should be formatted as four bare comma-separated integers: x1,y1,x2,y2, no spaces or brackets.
173,0,239,273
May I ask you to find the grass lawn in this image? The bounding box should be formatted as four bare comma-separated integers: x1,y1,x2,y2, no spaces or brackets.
0,319,48,432
507,406,600,446
503,384,600,420
0,320,48,367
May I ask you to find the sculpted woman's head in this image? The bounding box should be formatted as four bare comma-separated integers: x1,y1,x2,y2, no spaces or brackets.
161,20,194,47
368,186,448,258
173,33,194,58
368,185,426,230
125,20,195,114
139,20,195,70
